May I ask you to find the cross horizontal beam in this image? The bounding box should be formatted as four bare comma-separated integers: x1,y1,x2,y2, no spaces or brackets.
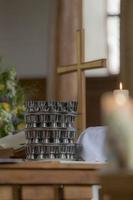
57,59,106,74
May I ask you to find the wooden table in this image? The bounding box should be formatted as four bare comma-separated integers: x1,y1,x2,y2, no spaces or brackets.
0,161,104,200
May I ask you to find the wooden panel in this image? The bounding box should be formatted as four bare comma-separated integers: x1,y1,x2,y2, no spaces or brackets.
0,169,100,185
22,186,57,200
0,186,13,200
86,75,119,127
63,186,92,200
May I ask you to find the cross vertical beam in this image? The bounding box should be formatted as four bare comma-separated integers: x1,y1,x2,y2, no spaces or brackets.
76,30,86,133
57,30,106,135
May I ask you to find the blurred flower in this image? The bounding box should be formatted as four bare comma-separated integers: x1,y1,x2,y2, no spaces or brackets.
0,84,5,91
1,102,11,112
4,123,14,134
0,64,26,137
0,109,12,122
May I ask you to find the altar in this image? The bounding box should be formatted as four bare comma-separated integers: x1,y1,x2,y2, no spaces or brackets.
0,161,105,200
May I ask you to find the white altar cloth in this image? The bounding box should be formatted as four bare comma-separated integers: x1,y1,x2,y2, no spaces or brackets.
77,126,107,163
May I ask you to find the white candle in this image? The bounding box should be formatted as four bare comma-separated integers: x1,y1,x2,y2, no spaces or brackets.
113,82,129,105
113,82,129,97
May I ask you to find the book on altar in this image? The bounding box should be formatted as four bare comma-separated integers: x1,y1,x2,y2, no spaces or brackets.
0,130,26,150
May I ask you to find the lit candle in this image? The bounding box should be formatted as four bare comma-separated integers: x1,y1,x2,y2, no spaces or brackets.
114,82,129,97
113,82,129,105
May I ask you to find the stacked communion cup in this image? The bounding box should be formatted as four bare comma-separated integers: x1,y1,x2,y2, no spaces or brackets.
25,101,78,161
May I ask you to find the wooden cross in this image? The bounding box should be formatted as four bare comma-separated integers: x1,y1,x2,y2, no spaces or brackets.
57,30,106,135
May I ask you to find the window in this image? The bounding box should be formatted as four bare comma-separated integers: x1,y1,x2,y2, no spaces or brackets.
84,0,121,77
107,0,121,74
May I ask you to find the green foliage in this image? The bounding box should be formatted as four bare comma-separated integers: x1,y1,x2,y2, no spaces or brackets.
0,61,25,138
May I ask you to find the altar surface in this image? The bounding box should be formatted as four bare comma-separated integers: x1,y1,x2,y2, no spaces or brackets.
0,161,105,200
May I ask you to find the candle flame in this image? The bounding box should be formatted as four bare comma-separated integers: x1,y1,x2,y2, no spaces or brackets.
120,82,123,90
